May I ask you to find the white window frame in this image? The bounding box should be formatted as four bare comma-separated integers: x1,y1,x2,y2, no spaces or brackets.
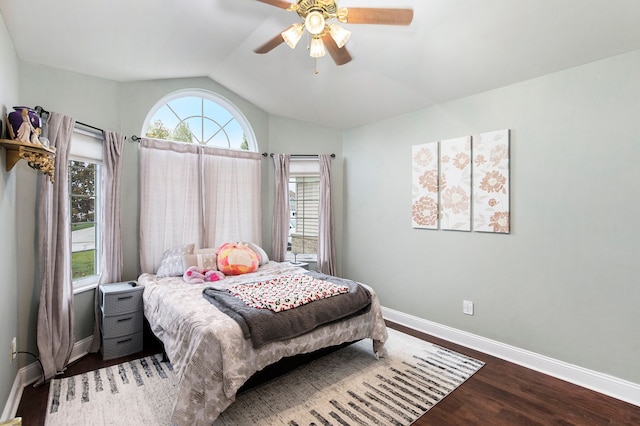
70,128,103,294
286,158,319,263
142,89,258,152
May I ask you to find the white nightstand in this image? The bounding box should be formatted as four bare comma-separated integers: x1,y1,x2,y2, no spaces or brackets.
99,281,144,360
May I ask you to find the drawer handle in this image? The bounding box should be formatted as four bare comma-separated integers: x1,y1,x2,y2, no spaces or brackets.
117,317,133,323
117,296,134,300
117,338,133,344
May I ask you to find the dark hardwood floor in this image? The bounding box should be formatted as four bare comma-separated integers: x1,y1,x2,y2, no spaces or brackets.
16,321,640,425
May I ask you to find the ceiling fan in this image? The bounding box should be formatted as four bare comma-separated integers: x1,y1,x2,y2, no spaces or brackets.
254,0,413,66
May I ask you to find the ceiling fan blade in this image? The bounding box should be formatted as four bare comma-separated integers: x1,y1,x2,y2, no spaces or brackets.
322,34,352,66
343,8,413,25
256,0,294,10
254,29,288,54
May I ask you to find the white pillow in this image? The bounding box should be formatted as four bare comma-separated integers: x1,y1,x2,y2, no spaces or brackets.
244,242,269,266
156,243,195,278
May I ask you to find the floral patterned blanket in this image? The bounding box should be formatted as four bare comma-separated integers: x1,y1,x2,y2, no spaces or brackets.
202,271,372,348
228,273,350,311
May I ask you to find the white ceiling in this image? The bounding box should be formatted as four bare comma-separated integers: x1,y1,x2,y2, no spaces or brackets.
2,0,640,129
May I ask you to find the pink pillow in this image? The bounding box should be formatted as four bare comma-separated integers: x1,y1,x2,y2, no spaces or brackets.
216,242,259,275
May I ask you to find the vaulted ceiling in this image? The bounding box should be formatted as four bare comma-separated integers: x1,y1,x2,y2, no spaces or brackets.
2,0,640,129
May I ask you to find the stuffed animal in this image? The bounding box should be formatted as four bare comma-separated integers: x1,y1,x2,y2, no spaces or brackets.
216,242,259,275
183,265,225,284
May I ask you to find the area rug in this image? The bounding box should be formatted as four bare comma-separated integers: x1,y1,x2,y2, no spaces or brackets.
45,328,484,425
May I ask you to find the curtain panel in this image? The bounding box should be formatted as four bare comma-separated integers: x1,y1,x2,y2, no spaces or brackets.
139,139,262,272
90,130,126,354
36,112,75,383
317,154,336,275
271,154,290,262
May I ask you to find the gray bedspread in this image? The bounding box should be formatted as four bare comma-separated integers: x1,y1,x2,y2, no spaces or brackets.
202,271,372,348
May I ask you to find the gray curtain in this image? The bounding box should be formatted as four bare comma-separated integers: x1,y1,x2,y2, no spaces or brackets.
271,154,290,262
90,130,125,353
36,112,75,383
317,154,336,275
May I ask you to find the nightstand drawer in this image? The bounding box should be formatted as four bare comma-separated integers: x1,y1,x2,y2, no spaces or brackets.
102,331,143,361
99,282,143,315
100,310,143,338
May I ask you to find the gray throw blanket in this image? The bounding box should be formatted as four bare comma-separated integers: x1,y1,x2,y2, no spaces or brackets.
202,271,371,349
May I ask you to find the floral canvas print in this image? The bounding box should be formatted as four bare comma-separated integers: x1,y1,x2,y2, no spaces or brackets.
411,142,439,229
440,136,471,231
472,129,510,233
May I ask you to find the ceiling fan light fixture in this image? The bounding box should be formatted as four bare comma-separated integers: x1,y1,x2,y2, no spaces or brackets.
282,23,304,49
328,23,351,48
305,10,325,35
309,36,326,58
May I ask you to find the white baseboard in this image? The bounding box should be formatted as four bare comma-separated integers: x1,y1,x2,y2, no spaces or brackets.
382,306,640,408
1,336,93,422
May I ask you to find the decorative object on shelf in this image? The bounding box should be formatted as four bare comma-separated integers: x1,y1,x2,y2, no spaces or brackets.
0,138,56,183
7,106,41,143
2,106,55,182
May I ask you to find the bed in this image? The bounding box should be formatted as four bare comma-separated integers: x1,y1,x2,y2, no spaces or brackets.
139,260,389,425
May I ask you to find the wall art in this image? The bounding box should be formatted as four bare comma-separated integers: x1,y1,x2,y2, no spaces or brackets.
411,142,439,229
411,129,510,234
472,129,510,233
439,136,471,231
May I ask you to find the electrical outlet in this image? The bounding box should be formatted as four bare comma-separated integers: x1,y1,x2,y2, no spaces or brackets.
463,300,474,315
10,337,16,363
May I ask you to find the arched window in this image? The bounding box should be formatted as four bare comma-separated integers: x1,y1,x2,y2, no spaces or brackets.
142,89,257,151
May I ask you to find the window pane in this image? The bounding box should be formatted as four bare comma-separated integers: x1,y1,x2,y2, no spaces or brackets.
70,162,96,196
168,96,201,119
71,197,95,223
288,176,319,256
144,92,255,151
69,156,99,283
72,223,96,252
71,249,96,280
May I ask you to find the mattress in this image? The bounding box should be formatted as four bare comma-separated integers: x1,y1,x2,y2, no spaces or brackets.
139,261,388,425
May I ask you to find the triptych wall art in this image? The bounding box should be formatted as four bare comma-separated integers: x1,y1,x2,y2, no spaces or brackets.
411,129,510,234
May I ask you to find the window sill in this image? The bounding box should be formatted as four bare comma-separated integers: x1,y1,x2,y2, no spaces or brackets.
285,253,317,263
73,280,99,295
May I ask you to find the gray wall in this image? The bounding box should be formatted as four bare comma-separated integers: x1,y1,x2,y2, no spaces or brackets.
0,13,20,412
342,49,640,384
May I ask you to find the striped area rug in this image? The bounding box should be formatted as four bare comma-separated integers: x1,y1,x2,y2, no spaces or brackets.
214,328,484,425
45,329,483,425
45,354,178,426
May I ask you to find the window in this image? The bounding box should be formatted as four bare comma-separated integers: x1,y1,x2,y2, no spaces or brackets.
288,159,320,261
143,89,257,152
69,129,103,292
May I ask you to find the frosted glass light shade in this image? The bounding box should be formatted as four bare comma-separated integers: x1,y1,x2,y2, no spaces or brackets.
329,24,351,48
282,23,304,49
305,11,325,35
309,37,326,58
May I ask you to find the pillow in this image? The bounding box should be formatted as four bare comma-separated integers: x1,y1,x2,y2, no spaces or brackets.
156,243,195,278
182,252,217,271
243,242,269,266
216,242,259,275
194,247,218,255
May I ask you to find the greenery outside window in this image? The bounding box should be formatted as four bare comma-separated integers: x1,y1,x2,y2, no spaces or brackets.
143,89,257,152
69,129,103,293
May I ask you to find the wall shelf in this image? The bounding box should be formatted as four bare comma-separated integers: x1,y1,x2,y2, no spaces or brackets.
0,138,56,183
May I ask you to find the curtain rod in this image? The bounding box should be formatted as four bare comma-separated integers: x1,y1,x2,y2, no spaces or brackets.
35,106,104,134
262,153,335,158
